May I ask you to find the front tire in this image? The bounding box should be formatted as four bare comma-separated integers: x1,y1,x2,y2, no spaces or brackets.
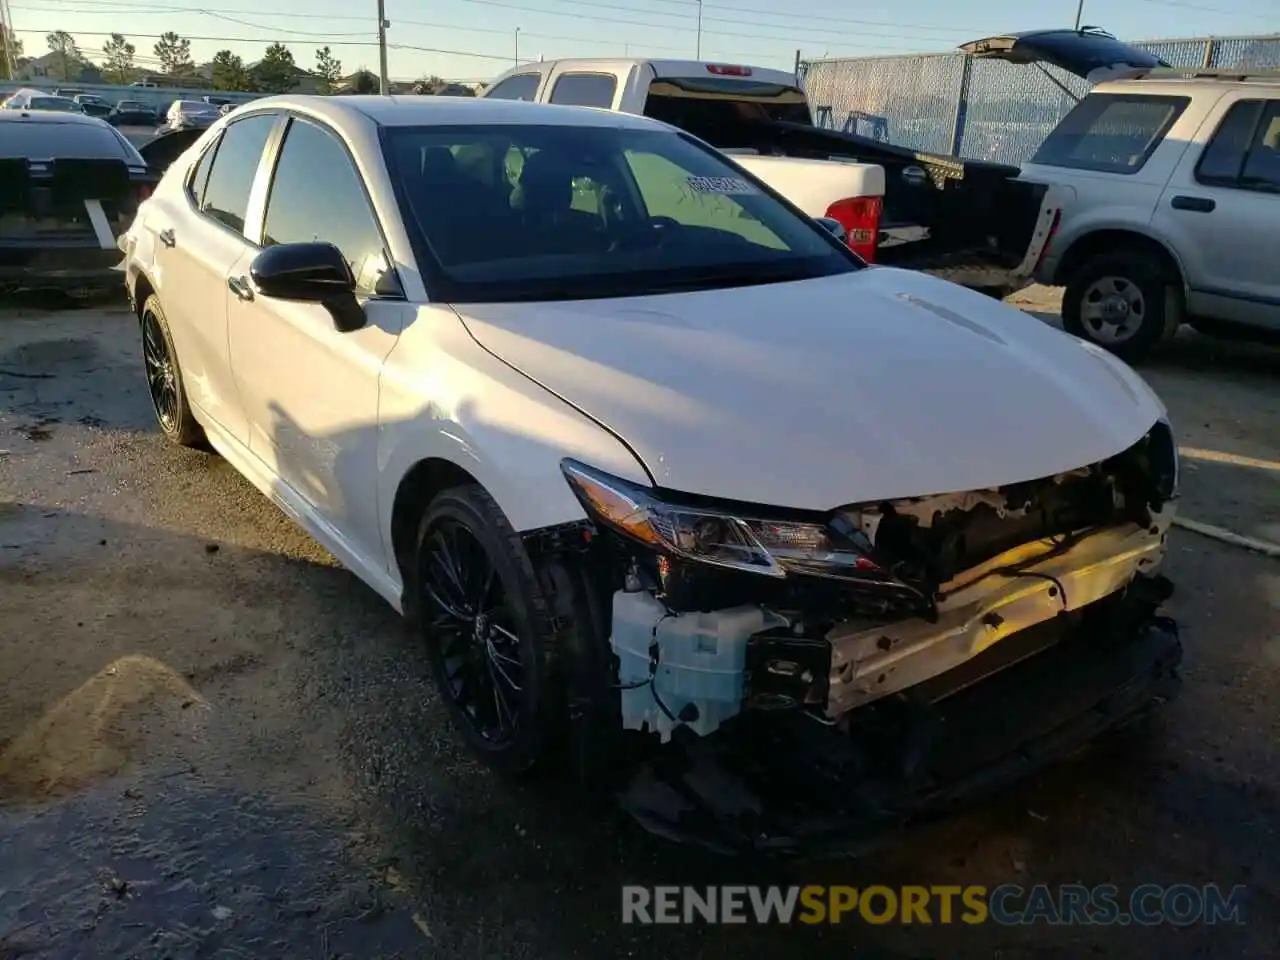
412,484,562,774
140,294,206,448
1062,252,1172,363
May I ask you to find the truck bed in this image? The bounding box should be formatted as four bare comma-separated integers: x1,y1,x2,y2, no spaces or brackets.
700,118,1050,279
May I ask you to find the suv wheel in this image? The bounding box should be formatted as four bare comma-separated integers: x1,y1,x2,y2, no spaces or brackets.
1062,252,1170,363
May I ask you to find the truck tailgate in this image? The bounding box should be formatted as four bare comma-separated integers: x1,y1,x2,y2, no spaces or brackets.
724,152,886,217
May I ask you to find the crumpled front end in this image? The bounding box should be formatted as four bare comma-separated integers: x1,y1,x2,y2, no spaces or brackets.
530,419,1181,855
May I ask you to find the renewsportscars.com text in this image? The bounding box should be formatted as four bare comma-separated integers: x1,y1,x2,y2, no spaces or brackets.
621,884,1247,926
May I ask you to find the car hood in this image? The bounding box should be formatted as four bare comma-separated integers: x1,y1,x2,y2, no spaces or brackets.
454,267,1166,510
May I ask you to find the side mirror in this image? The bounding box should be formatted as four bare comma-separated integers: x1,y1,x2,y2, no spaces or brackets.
248,241,365,332
814,216,847,244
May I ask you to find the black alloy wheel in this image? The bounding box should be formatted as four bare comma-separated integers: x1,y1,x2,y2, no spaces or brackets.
139,294,206,447
415,484,562,773
142,308,178,432
424,516,525,745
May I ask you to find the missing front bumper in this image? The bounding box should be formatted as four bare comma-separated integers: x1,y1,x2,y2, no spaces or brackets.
618,579,1180,857
825,521,1167,717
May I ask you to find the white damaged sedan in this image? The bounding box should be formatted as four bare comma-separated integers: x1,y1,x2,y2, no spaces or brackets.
121,94,1181,854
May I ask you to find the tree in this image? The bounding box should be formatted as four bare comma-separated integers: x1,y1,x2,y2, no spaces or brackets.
102,33,136,85
210,50,254,92
46,31,81,82
153,31,194,78
0,25,24,81
413,75,445,95
253,42,296,94
313,46,342,95
345,68,378,94
414,75,475,97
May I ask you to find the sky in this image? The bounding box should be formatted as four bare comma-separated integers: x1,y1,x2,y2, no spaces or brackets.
4,0,1276,84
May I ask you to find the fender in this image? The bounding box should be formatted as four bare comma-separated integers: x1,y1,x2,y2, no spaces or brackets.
1050,212,1191,295
374,306,651,588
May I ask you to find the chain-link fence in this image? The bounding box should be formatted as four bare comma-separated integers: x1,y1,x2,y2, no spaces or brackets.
800,34,1280,165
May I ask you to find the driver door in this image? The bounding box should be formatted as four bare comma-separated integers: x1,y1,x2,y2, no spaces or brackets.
227,114,407,567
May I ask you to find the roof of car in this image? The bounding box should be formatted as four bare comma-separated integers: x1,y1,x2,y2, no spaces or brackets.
1095,75,1280,97
240,94,663,130
0,109,107,126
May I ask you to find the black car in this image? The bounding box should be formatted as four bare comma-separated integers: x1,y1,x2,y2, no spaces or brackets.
73,94,113,118
106,99,157,127
0,110,157,293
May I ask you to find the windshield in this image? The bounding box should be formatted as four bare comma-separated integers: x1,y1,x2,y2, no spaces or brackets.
29,97,80,112
383,123,856,302
116,101,144,110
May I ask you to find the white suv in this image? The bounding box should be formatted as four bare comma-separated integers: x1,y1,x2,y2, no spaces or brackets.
972,30,1280,361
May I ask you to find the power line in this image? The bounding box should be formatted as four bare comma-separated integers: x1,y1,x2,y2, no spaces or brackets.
10,27,384,48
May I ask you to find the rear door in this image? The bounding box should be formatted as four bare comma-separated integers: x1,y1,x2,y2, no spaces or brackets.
152,111,280,443
1156,94,1280,328
960,28,1168,82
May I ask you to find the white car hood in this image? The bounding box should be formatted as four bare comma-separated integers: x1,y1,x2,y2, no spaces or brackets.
455,267,1165,510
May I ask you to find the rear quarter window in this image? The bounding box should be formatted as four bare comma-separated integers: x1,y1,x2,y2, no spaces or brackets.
1030,93,1190,175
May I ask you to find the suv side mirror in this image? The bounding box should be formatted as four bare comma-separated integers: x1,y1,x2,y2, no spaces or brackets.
249,241,365,332
814,216,847,244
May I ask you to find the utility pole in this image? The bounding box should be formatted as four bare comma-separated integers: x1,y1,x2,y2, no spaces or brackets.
0,0,13,82
376,0,389,94
695,0,702,59
1074,0,1084,30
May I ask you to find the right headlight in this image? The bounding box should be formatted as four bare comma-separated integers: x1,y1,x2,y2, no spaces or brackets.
560,459,884,581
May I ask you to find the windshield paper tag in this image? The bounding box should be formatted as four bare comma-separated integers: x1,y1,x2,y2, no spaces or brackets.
686,175,758,196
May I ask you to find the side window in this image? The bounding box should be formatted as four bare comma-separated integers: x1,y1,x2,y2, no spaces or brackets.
484,74,540,101
1196,100,1262,186
1241,102,1280,193
261,116,389,295
200,114,276,235
186,137,219,206
548,73,617,109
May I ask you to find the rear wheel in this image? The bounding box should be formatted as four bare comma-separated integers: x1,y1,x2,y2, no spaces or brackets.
413,484,562,773
140,294,206,448
1062,252,1173,363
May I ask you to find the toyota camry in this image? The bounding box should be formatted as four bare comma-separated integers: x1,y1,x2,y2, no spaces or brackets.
120,95,1181,854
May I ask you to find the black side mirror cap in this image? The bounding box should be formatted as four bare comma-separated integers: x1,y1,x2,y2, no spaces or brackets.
249,241,365,332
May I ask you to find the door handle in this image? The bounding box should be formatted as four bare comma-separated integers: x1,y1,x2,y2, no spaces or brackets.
158,227,176,247
1170,195,1215,213
227,275,255,302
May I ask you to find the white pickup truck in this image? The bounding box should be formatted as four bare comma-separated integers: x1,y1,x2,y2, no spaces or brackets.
481,57,1060,290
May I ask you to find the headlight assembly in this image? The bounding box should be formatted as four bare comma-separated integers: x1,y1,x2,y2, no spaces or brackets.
561,459,883,581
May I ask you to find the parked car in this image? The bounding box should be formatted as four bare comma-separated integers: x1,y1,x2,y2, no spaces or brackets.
0,110,156,294
73,94,113,118
164,99,221,130
1,89,84,113
965,27,1280,360
481,58,1063,292
120,95,1181,853
107,99,158,127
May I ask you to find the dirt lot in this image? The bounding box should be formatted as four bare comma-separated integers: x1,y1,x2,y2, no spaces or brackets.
1,290,1278,958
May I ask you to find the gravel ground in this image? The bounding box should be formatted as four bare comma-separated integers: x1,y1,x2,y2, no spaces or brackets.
1,292,1278,958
